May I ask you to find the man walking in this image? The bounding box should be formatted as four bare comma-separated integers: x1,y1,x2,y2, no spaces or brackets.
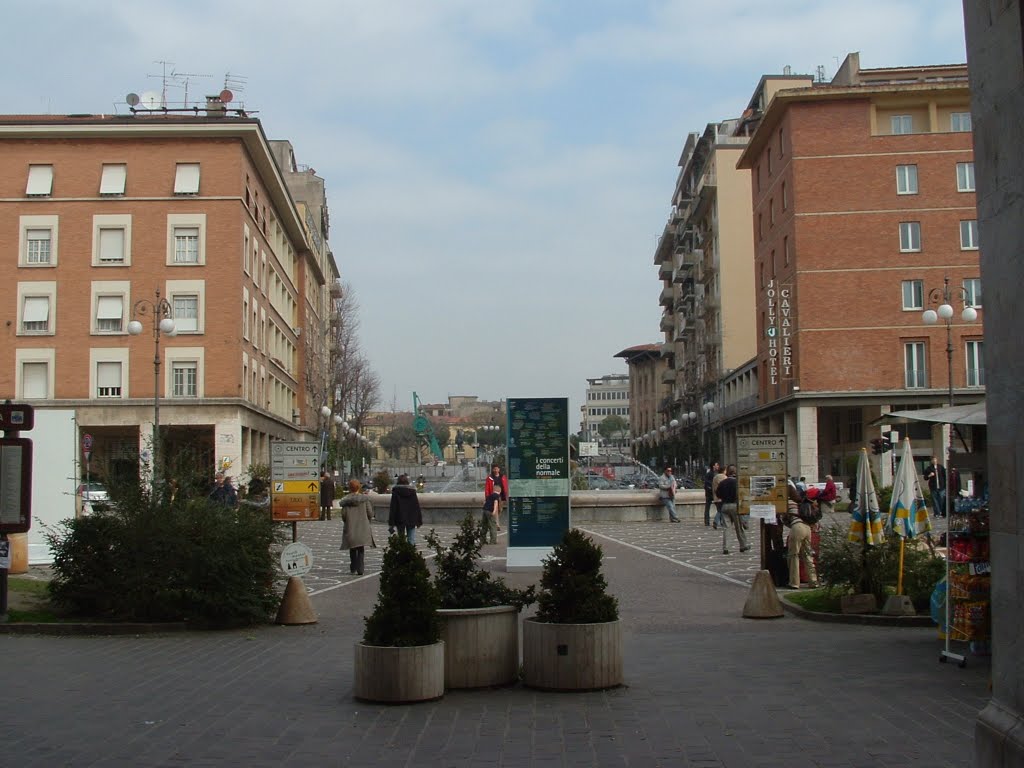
716,465,749,554
388,474,423,544
659,466,680,523
319,470,335,521
703,461,720,526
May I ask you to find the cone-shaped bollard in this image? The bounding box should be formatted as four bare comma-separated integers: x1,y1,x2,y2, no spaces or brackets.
881,594,916,616
275,576,318,625
742,570,784,619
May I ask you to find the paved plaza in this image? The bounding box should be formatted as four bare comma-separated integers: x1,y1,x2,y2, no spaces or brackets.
1,517,986,767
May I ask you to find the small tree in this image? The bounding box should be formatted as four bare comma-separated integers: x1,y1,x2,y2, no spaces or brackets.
598,415,628,443
535,529,618,624
363,536,441,646
380,425,418,459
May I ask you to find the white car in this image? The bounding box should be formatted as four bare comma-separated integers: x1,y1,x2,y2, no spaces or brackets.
77,481,110,516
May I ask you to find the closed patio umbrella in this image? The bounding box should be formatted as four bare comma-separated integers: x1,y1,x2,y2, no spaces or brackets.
887,437,933,594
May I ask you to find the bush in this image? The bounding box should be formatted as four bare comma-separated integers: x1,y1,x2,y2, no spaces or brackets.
535,528,618,624
425,515,535,611
372,469,391,494
363,535,441,646
45,478,281,626
817,523,944,609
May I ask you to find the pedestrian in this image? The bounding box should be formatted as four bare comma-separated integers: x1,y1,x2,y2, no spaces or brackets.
924,455,947,517
484,465,509,530
716,465,749,554
209,471,238,508
658,466,681,523
388,473,423,545
320,470,336,521
703,461,720,526
818,474,838,515
782,489,819,589
711,463,727,530
339,479,375,575
481,484,501,545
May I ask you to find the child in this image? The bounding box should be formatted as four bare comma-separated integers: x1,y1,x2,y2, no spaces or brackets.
481,487,501,545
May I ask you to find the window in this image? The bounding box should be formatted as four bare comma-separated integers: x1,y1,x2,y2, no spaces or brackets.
97,228,126,264
95,295,124,332
769,198,775,225
26,165,53,196
21,296,50,333
963,278,982,308
767,147,773,174
904,342,927,388
26,229,52,264
950,112,972,132
966,341,984,387
172,295,199,333
173,163,200,194
778,127,784,157
960,220,979,250
783,235,790,266
896,164,918,194
899,222,921,252
20,215,59,267
172,362,198,397
891,115,913,134
173,227,199,263
956,162,975,192
901,280,923,310
99,164,127,195
758,213,763,240
96,362,122,398
781,181,788,210
22,362,49,399
243,227,250,274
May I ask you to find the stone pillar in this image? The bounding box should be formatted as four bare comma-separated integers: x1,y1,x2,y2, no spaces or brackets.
795,405,818,482
963,3,1024,765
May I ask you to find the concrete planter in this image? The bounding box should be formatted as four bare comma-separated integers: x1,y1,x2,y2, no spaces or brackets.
353,641,445,703
522,618,623,691
438,605,519,689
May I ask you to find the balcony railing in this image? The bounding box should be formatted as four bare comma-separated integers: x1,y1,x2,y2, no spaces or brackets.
905,369,927,389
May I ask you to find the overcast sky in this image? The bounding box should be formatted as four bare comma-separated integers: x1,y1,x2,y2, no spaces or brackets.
3,1,968,421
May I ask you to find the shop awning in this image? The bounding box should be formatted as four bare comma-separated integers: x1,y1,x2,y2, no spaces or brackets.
872,400,987,427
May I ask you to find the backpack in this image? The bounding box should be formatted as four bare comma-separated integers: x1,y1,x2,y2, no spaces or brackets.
798,499,822,525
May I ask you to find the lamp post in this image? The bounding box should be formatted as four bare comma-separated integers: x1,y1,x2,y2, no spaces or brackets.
922,275,979,519
128,288,175,493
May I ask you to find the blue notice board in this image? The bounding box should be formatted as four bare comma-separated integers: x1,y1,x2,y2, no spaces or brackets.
506,397,569,555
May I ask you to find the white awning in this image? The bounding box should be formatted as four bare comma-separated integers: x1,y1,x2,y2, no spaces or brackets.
23,296,50,323
873,400,986,427
96,295,123,320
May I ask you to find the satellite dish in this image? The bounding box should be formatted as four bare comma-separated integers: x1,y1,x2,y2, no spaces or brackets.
219,89,233,103
140,91,162,109
125,92,140,107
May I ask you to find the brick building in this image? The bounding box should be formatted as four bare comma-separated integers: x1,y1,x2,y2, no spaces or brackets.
1,107,335,491
732,53,984,483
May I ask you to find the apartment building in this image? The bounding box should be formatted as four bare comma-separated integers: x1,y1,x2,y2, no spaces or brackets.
613,344,667,453
733,53,983,482
1,107,334,488
580,373,630,447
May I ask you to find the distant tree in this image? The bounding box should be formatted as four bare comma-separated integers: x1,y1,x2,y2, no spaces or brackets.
598,415,628,442
380,425,418,459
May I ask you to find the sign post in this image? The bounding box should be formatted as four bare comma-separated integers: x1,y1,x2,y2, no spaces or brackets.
270,442,320,537
506,397,570,570
735,434,789,571
0,401,34,619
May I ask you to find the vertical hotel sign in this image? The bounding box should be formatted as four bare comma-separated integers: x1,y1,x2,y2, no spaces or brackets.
506,397,569,569
765,280,793,384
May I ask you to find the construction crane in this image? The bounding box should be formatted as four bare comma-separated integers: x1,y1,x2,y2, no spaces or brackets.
412,392,444,462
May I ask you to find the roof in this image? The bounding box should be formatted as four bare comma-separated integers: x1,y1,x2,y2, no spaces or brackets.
615,344,662,363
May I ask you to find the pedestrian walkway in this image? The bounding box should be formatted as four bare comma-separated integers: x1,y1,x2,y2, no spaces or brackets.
2,518,981,767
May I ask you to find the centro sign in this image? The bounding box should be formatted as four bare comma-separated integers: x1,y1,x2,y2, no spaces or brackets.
765,280,793,384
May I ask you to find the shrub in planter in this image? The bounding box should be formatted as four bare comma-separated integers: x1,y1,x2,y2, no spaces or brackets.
535,528,618,624
524,528,622,691
371,469,392,495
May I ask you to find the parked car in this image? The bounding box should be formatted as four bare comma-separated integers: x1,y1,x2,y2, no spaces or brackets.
76,481,110,516
582,475,617,491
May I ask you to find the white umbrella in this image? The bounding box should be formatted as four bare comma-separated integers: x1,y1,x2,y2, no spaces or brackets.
849,448,884,547
886,438,932,594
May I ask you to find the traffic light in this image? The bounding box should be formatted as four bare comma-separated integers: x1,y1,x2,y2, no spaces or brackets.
880,437,893,453
870,438,883,455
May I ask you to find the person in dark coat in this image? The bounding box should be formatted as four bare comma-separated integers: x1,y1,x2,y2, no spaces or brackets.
320,470,336,521
388,473,423,545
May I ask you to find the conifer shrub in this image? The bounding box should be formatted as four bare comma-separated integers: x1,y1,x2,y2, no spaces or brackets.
425,515,535,611
363,535,441,646
535,528,618,624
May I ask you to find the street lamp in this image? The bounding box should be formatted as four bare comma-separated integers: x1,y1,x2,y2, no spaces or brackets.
127,288,175,492
922,275,978,519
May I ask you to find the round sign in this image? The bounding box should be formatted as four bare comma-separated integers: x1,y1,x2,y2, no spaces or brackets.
83,433,93,450
280,542,314,577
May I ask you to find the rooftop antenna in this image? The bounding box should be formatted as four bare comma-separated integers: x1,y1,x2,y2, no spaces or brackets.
148,60,175,107
169,68,212,108
223,72,247,107
816,64,826,83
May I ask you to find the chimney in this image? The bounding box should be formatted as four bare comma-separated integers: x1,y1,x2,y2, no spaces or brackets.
205,95,227,118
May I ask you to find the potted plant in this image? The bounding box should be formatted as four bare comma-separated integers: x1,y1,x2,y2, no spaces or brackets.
425,515,535,689
353,535,444,702
522,528,623,691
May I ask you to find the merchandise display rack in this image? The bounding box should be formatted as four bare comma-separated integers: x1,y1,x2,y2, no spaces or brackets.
940,497,990,667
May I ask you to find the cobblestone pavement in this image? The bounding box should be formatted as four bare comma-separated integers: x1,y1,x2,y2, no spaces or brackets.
2,516,981,768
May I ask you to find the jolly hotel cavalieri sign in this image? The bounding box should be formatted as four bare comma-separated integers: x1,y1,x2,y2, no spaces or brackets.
765,280,793,385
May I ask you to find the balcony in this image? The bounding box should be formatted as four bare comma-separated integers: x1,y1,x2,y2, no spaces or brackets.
658,258,673,279
703,293,721,310
660,341,674,358
661,368,676,384
659,284,675,307
660,311,675,332
702,331,722,348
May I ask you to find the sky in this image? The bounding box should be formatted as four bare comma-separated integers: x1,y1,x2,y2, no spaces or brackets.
2,1,968,420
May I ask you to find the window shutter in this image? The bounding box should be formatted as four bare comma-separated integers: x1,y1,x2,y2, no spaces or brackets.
96,295,123,320
97,361,121,389
23,296,50,323
174,163,200,194
26,165,54,195
22,362,48,399
99,164,127,194
98,228,125,262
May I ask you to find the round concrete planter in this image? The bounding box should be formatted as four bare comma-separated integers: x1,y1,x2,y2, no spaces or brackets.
522,618,623,691
353,641,445,703
438,605,519,689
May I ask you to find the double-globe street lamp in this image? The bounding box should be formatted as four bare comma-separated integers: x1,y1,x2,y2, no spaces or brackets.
921,275,978,520
127,288,175,493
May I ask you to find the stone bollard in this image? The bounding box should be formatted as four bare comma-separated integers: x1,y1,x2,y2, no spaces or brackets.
742,570,784,619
